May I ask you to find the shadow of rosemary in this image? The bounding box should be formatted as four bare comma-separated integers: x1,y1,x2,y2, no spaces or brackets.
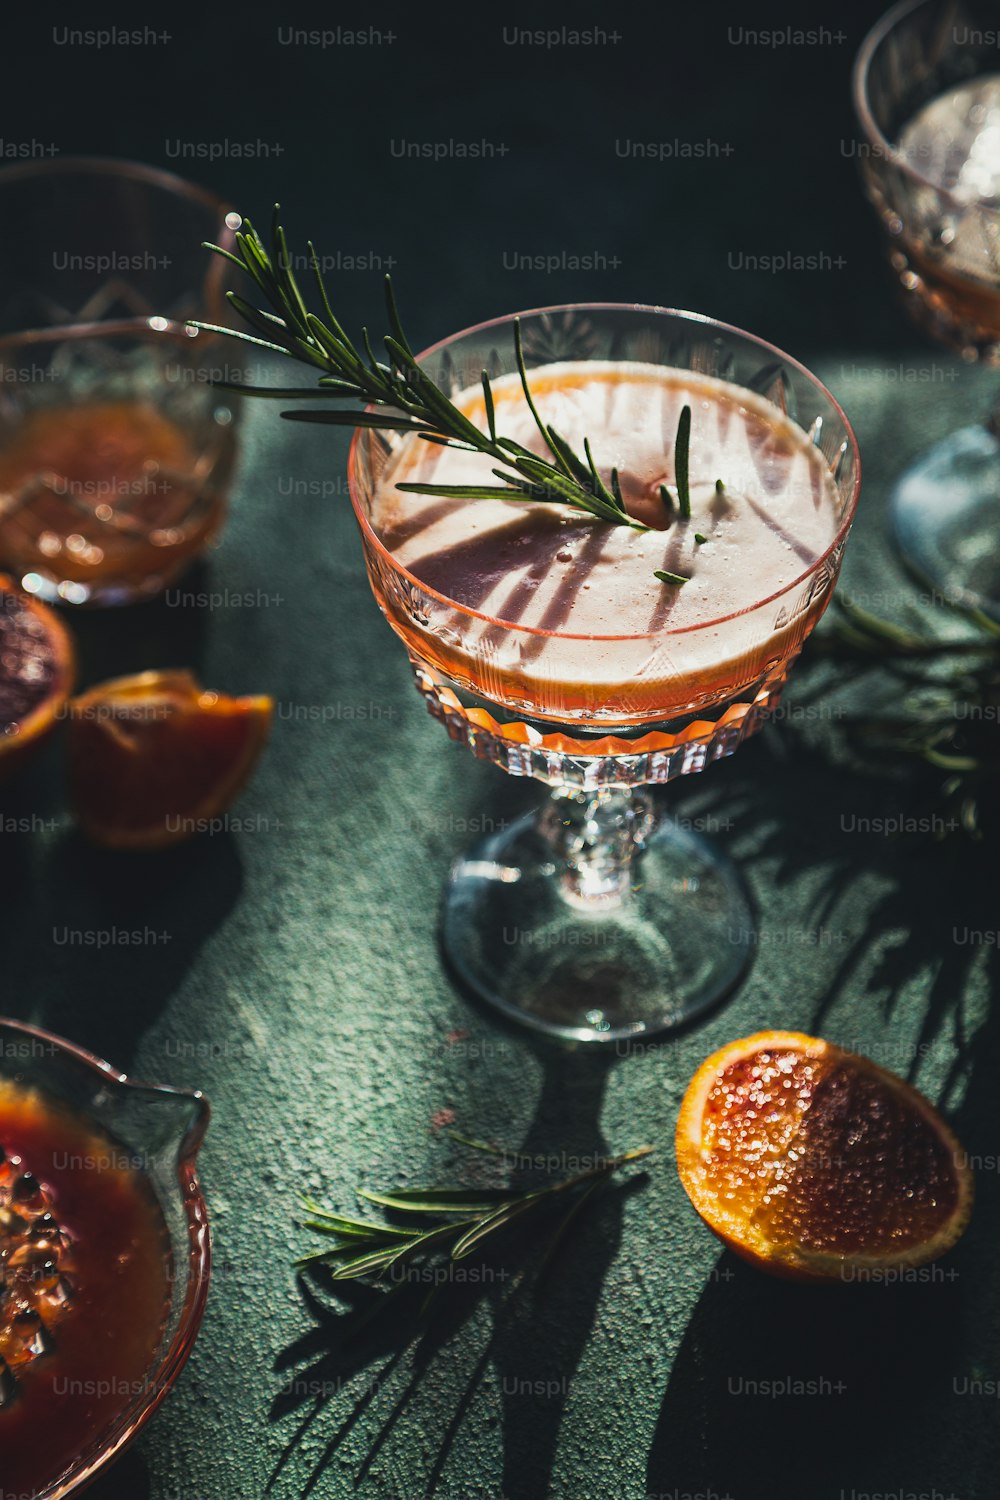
266,1068,650,1498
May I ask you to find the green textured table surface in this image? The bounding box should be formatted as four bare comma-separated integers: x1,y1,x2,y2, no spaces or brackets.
2,354,999,1500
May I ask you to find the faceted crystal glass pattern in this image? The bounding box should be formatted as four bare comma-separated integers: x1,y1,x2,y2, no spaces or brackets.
854,0,1000,358
350,307,858,782
0,156,240,337
0,321,238,605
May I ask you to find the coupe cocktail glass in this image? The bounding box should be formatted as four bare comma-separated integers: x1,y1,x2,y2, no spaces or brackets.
854,0,1000,614
349,306,860,1042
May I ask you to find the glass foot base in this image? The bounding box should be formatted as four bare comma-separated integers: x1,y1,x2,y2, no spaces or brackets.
441,808,754,1043
891,422,1000,620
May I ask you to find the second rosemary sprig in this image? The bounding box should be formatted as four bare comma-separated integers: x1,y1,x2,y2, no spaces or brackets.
808,592,1000,836
298,1138,653,1285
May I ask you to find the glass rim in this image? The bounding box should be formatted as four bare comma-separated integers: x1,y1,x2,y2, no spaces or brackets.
347,302,862,643
0,155,241,339
852,0,1000,213
0,153,237,221
0,316,208,353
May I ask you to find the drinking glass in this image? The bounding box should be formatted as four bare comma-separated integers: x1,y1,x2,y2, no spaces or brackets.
0,158,243,604
0,321,238,605
854,0,1000,614
349,306,861,1042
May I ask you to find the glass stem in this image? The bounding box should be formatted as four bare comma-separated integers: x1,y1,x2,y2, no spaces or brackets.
538,786,657,909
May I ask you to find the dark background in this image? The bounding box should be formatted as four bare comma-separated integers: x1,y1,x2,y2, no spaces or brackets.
9,1,915,361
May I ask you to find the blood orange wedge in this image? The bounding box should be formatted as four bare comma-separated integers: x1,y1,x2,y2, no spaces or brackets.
68,669,272,849
0,573,75,780
675,1031,973,1281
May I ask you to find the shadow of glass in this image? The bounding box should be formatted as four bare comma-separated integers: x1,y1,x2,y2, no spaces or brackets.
675,722,997,1081
59,553,215,687
266,1052,644,1499
0,823,243,1066
650,722,1000,1500
647,1246,969,1500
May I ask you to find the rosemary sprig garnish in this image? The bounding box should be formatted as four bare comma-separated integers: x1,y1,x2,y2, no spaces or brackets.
674,403,692,519
298,1138,653,1285
192,207,705,583
810,592,1000,836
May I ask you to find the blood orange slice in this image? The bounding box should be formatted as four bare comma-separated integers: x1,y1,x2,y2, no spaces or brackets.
0,574,74,779
68,669,272,849
676,1031,973,1281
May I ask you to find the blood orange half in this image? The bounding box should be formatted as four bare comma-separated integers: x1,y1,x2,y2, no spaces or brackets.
676,1031,973,1281
0,574,75,779
68,669,272,849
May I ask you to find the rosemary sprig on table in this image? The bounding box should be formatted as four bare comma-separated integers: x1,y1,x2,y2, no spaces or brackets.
298,1137,652,1287
811,593,1000,835
192,207,701,582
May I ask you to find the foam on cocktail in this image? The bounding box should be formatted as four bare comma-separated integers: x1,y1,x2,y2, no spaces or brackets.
368,362,842,722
